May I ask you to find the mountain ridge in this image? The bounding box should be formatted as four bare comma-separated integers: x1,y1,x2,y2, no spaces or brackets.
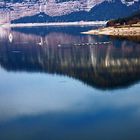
12,0,140,23
0,0,140,23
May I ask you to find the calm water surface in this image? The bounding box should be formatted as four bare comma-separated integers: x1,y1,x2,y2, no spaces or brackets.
0,26,140,140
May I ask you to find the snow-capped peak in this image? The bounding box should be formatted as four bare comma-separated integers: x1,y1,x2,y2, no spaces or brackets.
121,0,139,6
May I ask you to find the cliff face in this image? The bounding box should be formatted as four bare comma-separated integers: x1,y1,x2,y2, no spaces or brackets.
0,0,140,23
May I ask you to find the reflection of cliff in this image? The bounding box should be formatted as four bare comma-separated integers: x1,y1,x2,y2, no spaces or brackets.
0,29,140,89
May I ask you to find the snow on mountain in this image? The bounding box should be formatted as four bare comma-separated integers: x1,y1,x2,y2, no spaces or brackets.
0,0,140,23
121,0,139,6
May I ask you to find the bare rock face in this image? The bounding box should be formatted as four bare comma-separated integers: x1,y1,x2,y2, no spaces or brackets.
0,0,140,23
121,0,139,6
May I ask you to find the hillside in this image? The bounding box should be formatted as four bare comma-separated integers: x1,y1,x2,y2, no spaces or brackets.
13,0,140,23
107,10,140,26
0,0,140,23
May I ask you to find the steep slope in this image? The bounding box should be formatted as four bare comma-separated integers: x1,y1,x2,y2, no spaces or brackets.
0,0,140,23
12,0,140,23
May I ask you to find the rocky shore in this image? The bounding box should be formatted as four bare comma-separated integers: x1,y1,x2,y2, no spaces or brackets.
82,24,140,41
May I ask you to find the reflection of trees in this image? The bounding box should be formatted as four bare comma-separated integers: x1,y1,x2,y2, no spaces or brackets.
0,30,140,89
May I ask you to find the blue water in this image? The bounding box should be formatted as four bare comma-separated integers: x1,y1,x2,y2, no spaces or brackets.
0,26,140,140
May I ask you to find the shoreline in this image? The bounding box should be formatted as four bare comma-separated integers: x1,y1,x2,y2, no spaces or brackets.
1,21,107,28
82,24,140,38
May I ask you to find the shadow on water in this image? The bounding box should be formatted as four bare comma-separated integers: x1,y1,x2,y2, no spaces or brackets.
11,26,99,36
0,26,140,90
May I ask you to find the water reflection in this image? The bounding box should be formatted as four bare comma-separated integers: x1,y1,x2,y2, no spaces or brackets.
0,27,140,89
0,27,140,140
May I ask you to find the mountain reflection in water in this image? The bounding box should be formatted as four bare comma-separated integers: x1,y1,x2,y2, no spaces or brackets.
0,27,140,89
1,27,140,140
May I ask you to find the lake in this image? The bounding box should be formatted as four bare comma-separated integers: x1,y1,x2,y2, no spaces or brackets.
0,26,140,140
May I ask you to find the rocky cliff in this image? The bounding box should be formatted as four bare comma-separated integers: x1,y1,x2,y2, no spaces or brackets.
0,0,140,23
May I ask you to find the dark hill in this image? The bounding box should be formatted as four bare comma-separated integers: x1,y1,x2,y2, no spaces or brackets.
107,10,140,26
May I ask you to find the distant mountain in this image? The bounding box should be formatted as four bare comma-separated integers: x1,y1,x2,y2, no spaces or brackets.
13,0,140,23
0,0,140,23
90,0,140,20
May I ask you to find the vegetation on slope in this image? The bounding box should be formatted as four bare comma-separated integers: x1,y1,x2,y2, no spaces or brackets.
107,10,140,26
